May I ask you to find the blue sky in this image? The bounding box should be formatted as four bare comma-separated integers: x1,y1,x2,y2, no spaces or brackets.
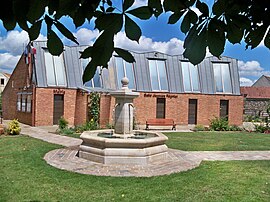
0,0,269,86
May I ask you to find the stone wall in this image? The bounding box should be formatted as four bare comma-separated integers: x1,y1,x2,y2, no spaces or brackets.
243,98,270,116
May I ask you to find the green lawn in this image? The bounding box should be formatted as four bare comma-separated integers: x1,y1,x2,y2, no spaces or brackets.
165,132,270,151
0,135,270,201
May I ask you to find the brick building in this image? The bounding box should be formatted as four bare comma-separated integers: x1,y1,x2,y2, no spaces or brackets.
3,41,243,127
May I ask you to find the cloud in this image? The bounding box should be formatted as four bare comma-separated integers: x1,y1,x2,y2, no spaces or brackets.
0,53,21,73
0,30,46,73
239,77,254,86
238,60,270,77
73,28,99,45
0,30,46,56
114,32,184,55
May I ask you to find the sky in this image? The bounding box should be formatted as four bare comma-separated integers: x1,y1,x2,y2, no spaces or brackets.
0,0,269,86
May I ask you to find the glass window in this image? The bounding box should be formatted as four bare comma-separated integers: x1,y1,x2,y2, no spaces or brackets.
213,63,232,93
115,57,135,89
17,94,21,111
81,59,102,88
21,94,26,112
1,78,4,85
26,95,32,113
181,61,200,92
149,60,168,91
44,49,67,86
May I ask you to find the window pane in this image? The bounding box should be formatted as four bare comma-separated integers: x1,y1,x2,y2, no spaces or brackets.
157,60,168,91
54,54,66,86
21,94,26,112
182,62,192,91
213,64,223,92
221,64,232,93
189,64,200,91
44,50,56,86
93,67,101,87
125,62,135,89
26,95,32,112
17,94,21,111
149,60,159,90
115,57,125,89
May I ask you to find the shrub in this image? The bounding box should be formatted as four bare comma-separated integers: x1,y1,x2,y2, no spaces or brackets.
254,124,269,133
7,119,21,135
228,125,242,131
209,117,229,131
193,124,205,131
60,127,75,135
58,116,68,130
105,122,114,129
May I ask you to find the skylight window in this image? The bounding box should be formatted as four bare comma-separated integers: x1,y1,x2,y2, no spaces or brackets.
148,60,168,91
115,57,136,89
213,63,232,93
44,50,67,86
181,61,200,92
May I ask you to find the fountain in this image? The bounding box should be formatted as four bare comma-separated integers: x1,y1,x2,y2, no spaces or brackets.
78,77,168,165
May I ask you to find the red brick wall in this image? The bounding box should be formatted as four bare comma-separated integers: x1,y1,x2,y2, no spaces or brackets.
2,55,33,125
99,92,243,127
74,91,88,125
99,93,115,127
34,88,86,126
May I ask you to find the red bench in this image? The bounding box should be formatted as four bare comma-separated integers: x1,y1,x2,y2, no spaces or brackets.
145,118,176,130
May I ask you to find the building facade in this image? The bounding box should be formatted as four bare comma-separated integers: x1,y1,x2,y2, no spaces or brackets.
0,72,11,92
3,41,243,127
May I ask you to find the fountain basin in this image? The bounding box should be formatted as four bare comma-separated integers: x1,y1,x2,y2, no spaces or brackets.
79,129,168,165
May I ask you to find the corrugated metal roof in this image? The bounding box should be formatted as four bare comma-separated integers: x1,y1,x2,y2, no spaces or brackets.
32,41,241,95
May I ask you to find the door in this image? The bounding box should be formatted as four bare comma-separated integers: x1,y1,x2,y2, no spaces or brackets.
220,100,229,120
188,99,197,124
53,95,64,125
156,98,166,118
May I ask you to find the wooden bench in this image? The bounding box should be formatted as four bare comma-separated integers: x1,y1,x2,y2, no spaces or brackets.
145,118,176,130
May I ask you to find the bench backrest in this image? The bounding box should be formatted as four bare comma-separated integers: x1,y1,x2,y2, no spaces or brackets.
146,118,174,124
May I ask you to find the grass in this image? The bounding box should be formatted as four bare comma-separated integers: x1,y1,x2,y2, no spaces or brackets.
165,131,270,151
0,135,270,201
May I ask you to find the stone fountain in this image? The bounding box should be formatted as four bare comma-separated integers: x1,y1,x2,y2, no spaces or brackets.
78,77,168,165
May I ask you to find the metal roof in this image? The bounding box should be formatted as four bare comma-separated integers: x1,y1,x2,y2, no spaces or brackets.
32,41,241,95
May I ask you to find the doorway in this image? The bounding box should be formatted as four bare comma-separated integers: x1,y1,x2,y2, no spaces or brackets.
53,94,64,125
188,99,197,124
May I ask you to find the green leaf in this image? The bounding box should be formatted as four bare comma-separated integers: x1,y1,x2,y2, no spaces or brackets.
212,0,226,16
82,61,97,84
47,30,64,56
148,0,163,17
126,6,152,20
80,46,93,59
27,0,47,24
54,20,79,45
163,0,186,12
181,10,197,34
207,19,225,57
0,1,16,30
168,11,185,24
95,13,123,34
106,7,115,13
28,20,42,41
183,25,207,65
264,30,270,49
123,0,135,11
245,25,267,49
196,1,209,17
83,31,114,83
125,15,142,42
114,48,135,63
226,21,244,44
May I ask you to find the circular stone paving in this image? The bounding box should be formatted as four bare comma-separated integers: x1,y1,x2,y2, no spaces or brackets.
44,147,201,177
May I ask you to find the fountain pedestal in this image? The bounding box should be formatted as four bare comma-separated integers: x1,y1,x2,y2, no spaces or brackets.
78,77,168,165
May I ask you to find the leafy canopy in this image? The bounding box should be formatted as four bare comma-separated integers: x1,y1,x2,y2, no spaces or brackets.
0,0,269,83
